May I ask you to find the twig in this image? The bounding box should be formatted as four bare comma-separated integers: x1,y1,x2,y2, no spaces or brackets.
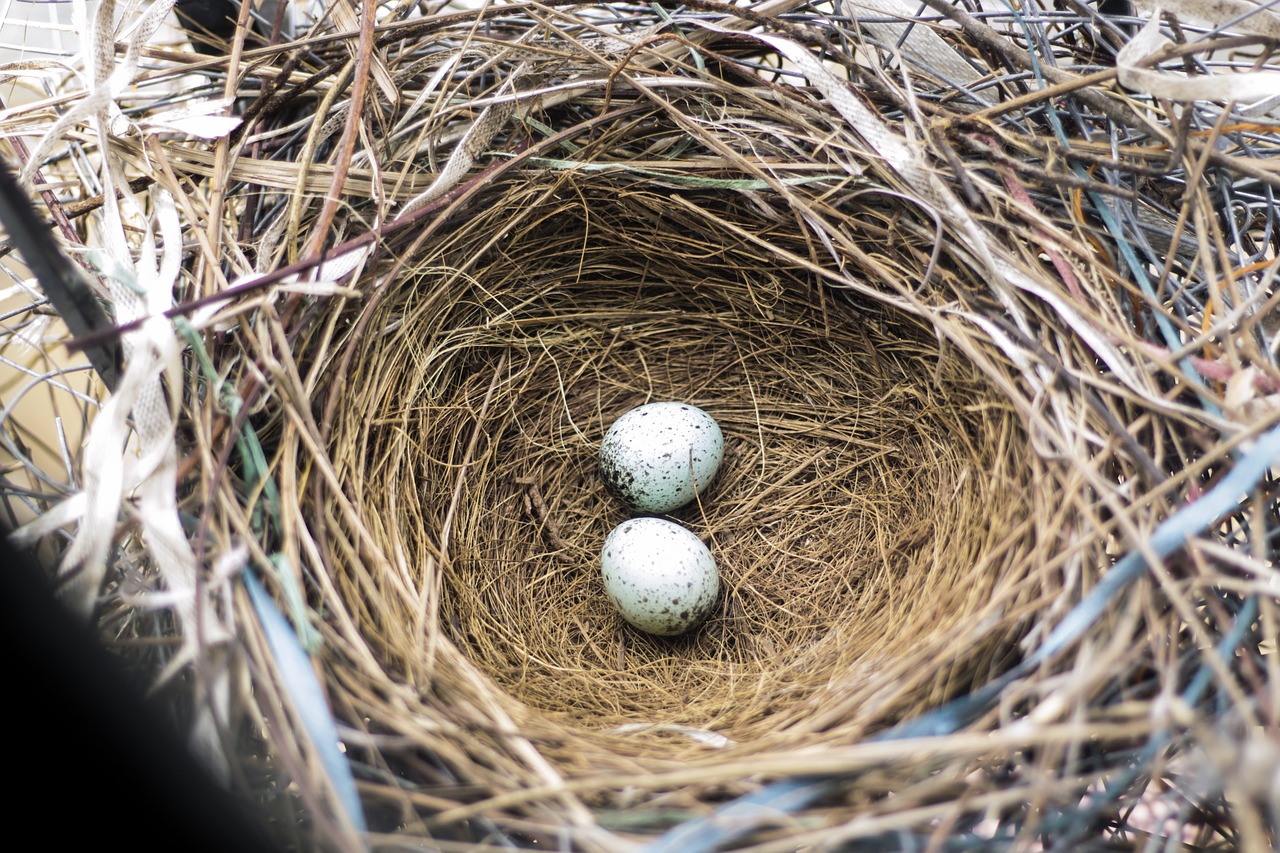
515,476,574,563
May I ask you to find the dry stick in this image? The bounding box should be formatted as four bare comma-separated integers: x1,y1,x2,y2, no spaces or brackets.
1,129,89,260
146,138,237,293
302,0,379,261
1164,105,1236,337
955,132,1147,200
997,166,1087,304
43,176,151,223
280,60,355,264
965,69,1119,123
238,0,303,245
515,476,574,562
202,0,257,300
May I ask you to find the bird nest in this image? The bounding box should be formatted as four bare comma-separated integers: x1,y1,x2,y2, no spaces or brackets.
2,1,1280,851
322,176,1039,745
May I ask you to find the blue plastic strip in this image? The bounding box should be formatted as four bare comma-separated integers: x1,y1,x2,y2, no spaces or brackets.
1032,424,1280,664
245,571,368,834
640,776,831,853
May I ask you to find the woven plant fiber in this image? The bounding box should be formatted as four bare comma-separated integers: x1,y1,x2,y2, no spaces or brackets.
1,1,1278,851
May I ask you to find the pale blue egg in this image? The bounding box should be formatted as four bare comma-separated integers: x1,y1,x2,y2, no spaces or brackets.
600,518,719,636
599,402,724,513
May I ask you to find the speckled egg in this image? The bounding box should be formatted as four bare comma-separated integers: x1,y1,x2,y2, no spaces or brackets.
599,402,724,513
601,518,719,636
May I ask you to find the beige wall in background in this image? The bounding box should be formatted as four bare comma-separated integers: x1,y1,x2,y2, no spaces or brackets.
1,1,92,526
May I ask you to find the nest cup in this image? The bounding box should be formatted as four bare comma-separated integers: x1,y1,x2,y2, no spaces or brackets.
321,175,1046,767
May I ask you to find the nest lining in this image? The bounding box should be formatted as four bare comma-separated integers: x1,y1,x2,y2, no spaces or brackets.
321,176,1043,759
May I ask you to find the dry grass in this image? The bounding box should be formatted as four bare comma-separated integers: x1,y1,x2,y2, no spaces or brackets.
2,0,1279,850
323,181,1038,745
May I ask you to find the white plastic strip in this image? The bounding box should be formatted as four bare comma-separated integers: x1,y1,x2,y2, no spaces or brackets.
1118,8,1280,103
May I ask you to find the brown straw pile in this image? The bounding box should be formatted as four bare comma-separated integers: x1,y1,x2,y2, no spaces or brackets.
2,0,1279,850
